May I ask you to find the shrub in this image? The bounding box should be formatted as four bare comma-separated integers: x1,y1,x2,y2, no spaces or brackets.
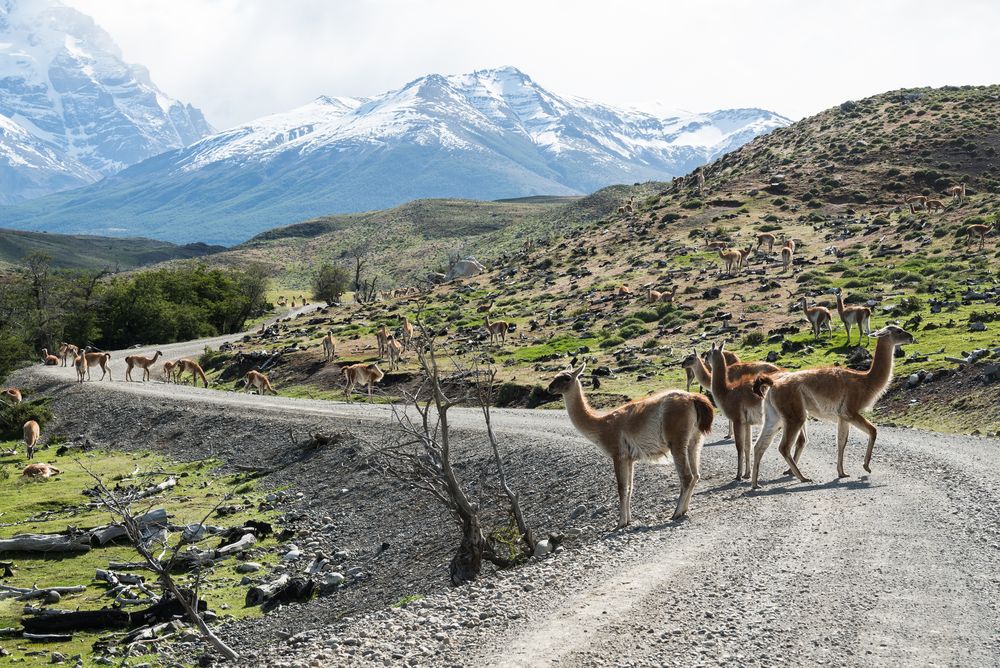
634,309,660,323
742,331,766,347
618,324,647,340
681,199,704,209
0,398,53,441
599,336,625,349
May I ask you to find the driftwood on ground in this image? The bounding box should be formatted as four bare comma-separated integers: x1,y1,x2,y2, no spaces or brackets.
0,532,90,554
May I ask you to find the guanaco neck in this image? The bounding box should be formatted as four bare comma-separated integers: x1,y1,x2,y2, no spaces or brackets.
709,355,733,399
835,291,846,316
864,335,896,391
689,356,713,388
562,381,605,437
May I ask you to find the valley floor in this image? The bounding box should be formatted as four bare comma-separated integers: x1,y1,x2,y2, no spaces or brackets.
11,335,1000,667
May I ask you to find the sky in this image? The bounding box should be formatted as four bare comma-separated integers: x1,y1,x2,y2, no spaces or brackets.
66,0,1000,131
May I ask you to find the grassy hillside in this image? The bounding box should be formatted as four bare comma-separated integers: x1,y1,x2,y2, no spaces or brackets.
0,228,224,270
200,85,999,433
195,191,667,291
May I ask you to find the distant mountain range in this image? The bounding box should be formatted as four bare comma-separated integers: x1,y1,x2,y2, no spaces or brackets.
0,0,212,203
0,3,789,245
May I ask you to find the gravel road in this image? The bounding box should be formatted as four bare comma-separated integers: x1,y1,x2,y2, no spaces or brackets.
17,327,1000,667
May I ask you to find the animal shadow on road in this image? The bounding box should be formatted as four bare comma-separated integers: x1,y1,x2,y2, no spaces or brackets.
743,475,880,497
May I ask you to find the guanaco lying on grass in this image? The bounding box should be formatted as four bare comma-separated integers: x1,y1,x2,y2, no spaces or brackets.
547,364,713,528
749,325,915,489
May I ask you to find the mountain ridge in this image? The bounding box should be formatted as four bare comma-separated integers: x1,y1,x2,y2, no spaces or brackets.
0,66,788,244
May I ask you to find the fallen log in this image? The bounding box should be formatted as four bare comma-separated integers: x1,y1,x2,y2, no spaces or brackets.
23,632,72,642
21,592,206,634
245,574,288,606
0,532,90,554
216,533,255,556
0,584,87,602
91,508,169,546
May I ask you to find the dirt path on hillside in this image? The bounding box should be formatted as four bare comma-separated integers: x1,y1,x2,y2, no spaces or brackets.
18,325,1000,667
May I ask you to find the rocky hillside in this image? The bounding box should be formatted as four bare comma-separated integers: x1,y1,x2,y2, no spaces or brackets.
0,66,787,243
198,85,999,433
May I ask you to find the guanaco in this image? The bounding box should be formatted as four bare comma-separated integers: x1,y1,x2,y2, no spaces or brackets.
73,350,87,384
386,335,404,370
925,199,945,212
125,351,162,382
757,232,776,252
22,462,60,479
484,314,509,344
2,388,22,405
476,300,495,314
780,242,794,272
708,342,776,480
244,370,277,395
375,325,389,358
322,331,336,361
835,288,871,346
647,285,678,303
737,244,754,270
965,222,992,250
946,184,966,202
342,363,384,402
750,325,915,488
547,364,713,528
58,342,78,367
718,248,742,274
23,419,40,459
84,351,112,381
40,348,59,366
400,316,414,350
682,349,780,443
174,359,209,388
800,296,833,339
617,286,633,297
162,360,180,383
904,194,927,213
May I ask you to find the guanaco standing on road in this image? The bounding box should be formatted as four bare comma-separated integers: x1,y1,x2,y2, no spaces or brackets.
125,351,162,382
547,364,713,528
84,351,112,381
58,342,78,367
750,326,915,489
73,350,87,384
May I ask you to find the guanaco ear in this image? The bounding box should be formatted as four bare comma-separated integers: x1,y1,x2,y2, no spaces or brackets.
572,363,587,378
719,341,726,351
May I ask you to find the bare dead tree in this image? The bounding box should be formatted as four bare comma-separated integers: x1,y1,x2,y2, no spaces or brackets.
368,308,537,584
76,460,240,661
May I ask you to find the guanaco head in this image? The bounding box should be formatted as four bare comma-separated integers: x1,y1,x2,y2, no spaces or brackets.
546,364,587,395
680,350,700,372
367,364,385,382
871,325,915,347
708,341,730,374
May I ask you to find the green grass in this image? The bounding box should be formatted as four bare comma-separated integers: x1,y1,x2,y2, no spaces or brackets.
0,445,280,666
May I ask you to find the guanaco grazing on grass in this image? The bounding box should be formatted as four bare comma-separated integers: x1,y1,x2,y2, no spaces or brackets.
750,325,915,489
800,296,833,339
757,232,776,252
925,198,945,212
342,363,384,402
946,183,965,202
484,314,509,344
835,288,871,346
125,351,162,382
780,242,794,272
321,331,336,361
965,222,992,251
84,351,112,381
23,419,40,459
904,194,927,213
244,370,277,395
547,364,713,528
174,359,209,388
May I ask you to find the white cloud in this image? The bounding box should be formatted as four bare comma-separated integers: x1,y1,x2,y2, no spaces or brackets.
66,0,1000,130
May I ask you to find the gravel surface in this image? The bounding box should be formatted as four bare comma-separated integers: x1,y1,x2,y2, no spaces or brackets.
12,331,1000,667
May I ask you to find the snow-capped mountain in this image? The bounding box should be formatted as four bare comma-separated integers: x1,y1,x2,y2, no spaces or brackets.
2,66,789,244
0,110,93,203
0,0,212,201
